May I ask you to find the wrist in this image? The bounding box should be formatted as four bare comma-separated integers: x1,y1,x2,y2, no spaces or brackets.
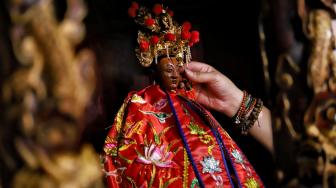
219,88,244,117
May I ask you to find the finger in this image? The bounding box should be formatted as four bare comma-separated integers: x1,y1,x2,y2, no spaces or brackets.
195,92,212,109
185,69,215,83
186,61,214,72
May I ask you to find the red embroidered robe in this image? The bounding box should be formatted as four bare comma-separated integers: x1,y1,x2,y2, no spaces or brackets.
103,85,264,188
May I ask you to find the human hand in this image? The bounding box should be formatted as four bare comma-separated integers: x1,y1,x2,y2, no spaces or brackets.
185,61,243,117
185,61,274,152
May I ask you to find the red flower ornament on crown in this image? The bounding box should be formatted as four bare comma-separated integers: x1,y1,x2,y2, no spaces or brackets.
129,2,200,67
131,1,139,9
181,31,191,40
164,33,176,41
167,9,174,17
128,2,139,18
151,35,160,44
153,4,163,15
139,40,150,52
190,31,200,43
182,21,192,32
144,18,155,26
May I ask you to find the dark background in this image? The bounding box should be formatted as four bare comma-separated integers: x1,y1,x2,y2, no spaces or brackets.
0,0,276,186
80,0,275,186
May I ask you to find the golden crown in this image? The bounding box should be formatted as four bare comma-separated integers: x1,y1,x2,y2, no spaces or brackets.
128,2,200,67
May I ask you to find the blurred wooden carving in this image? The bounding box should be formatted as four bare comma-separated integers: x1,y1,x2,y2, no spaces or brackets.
305,9,336,94
270,0,307,145
297,0,336,187
304,92,336,187
300,1,336,187
1,0,103,187
269,0,336,187
275,54,301,139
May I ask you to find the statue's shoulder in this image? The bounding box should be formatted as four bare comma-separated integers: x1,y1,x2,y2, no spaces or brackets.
125,85,165,105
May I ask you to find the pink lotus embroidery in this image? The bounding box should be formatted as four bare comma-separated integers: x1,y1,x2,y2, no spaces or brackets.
136,143,176,168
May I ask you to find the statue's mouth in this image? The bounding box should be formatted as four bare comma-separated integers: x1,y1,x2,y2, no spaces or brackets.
170,79,178,88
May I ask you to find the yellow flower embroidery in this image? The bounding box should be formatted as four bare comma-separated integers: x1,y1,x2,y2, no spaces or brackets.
188,122,215,155
189,122,206,135
124,120,145,138
244,178,260,188
200,135,212,144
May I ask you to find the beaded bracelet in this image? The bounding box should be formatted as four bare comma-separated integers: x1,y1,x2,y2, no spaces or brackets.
232,91,248,124
245,97,257,116
231,90,263,135
232,91,257,124
239,98,263,135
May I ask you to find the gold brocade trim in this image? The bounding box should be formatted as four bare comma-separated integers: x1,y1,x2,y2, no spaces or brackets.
183,149,188,188
115,99,130,133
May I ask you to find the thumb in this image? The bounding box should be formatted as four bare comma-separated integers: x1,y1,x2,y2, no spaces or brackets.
185,68,214,84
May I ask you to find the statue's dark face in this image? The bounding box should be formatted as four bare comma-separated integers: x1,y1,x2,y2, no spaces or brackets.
156,57,183,91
